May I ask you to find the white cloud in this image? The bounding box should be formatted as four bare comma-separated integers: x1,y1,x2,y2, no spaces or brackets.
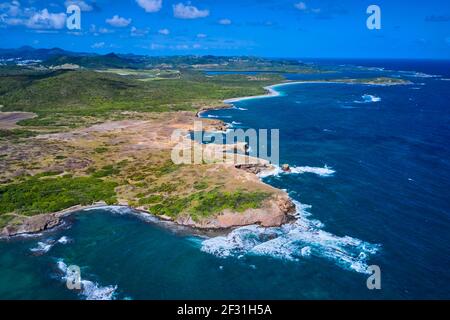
64,0,93,12
150,43,166,50
173,3,209,19
0,4,66,30
99,27,112,34
2,17,23,26
294,2,307,11
106,15,132,27
294,2,321,14
26,9,66,29
175,44,189,50
0,1,21,17
218,18,231,25
131,26,149,37
192,43,201,49
158,28,170,35
91,41,105,48
196,33,206,38
136,0,162,13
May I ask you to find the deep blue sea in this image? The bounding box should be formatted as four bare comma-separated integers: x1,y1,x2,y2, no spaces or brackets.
1,60,449,299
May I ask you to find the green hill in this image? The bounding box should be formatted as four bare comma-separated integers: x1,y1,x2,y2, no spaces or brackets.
0,68,282,128
43,53,142,69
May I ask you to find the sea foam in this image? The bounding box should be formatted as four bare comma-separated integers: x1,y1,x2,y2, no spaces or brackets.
258,165,335,178
403,71,441,78
355,94,381,103
30,236,71,254
201,200,380,274
30,241,53,254
56,259,118,300
231,106,248,111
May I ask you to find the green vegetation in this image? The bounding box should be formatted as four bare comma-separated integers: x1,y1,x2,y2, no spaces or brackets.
34,171,63,178
0,129,38,140
0,54,302,229
0,175,117,216
150,182,179,193
189,190,269,218
193,180,208,190
0,67,283,128
99,68,181,80
0,213,14,229
147,189,270,221
152,160,182,177
94,146,109,153
43,53,140,69
138,194,163,205
40,53,318,73
90,164,121,178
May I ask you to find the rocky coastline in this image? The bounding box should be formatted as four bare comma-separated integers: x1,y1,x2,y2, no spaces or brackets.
0,81,304,239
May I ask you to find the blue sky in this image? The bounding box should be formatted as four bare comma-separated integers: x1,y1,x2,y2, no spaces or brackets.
1,0,449,59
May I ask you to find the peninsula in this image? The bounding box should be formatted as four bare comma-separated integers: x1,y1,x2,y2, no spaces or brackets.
0,51,410,237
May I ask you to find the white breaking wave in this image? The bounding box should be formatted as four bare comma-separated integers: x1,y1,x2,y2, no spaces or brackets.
404,71,441,78
258,165,335,178
83,205,131,214
355,94,381,103
81,281,118,301
30,241,53,254
56,259,118,300
290,165,336,176
201,201,380,274
30,236,71,254
57,236,71,244
83,205,161,223
231,106,248,111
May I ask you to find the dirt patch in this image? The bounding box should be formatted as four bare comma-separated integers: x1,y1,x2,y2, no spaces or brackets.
0,112,37,129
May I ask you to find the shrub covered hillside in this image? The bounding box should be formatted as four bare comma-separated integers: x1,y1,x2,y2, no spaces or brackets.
0,68,283,128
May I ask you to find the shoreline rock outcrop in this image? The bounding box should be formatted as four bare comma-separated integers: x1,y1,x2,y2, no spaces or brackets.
1,213,60,238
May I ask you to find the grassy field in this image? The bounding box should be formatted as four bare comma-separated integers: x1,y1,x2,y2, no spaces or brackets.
0,68,283,129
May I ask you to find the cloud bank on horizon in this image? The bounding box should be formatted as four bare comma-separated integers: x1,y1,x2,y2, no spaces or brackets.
0,0,449,59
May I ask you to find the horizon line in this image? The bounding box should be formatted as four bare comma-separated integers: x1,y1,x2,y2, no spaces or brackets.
1,46,450,62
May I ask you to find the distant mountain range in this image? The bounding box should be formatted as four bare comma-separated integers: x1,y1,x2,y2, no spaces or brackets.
0,46,146,68
0,46,95,60
43,52,142,69
0,46,308,71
